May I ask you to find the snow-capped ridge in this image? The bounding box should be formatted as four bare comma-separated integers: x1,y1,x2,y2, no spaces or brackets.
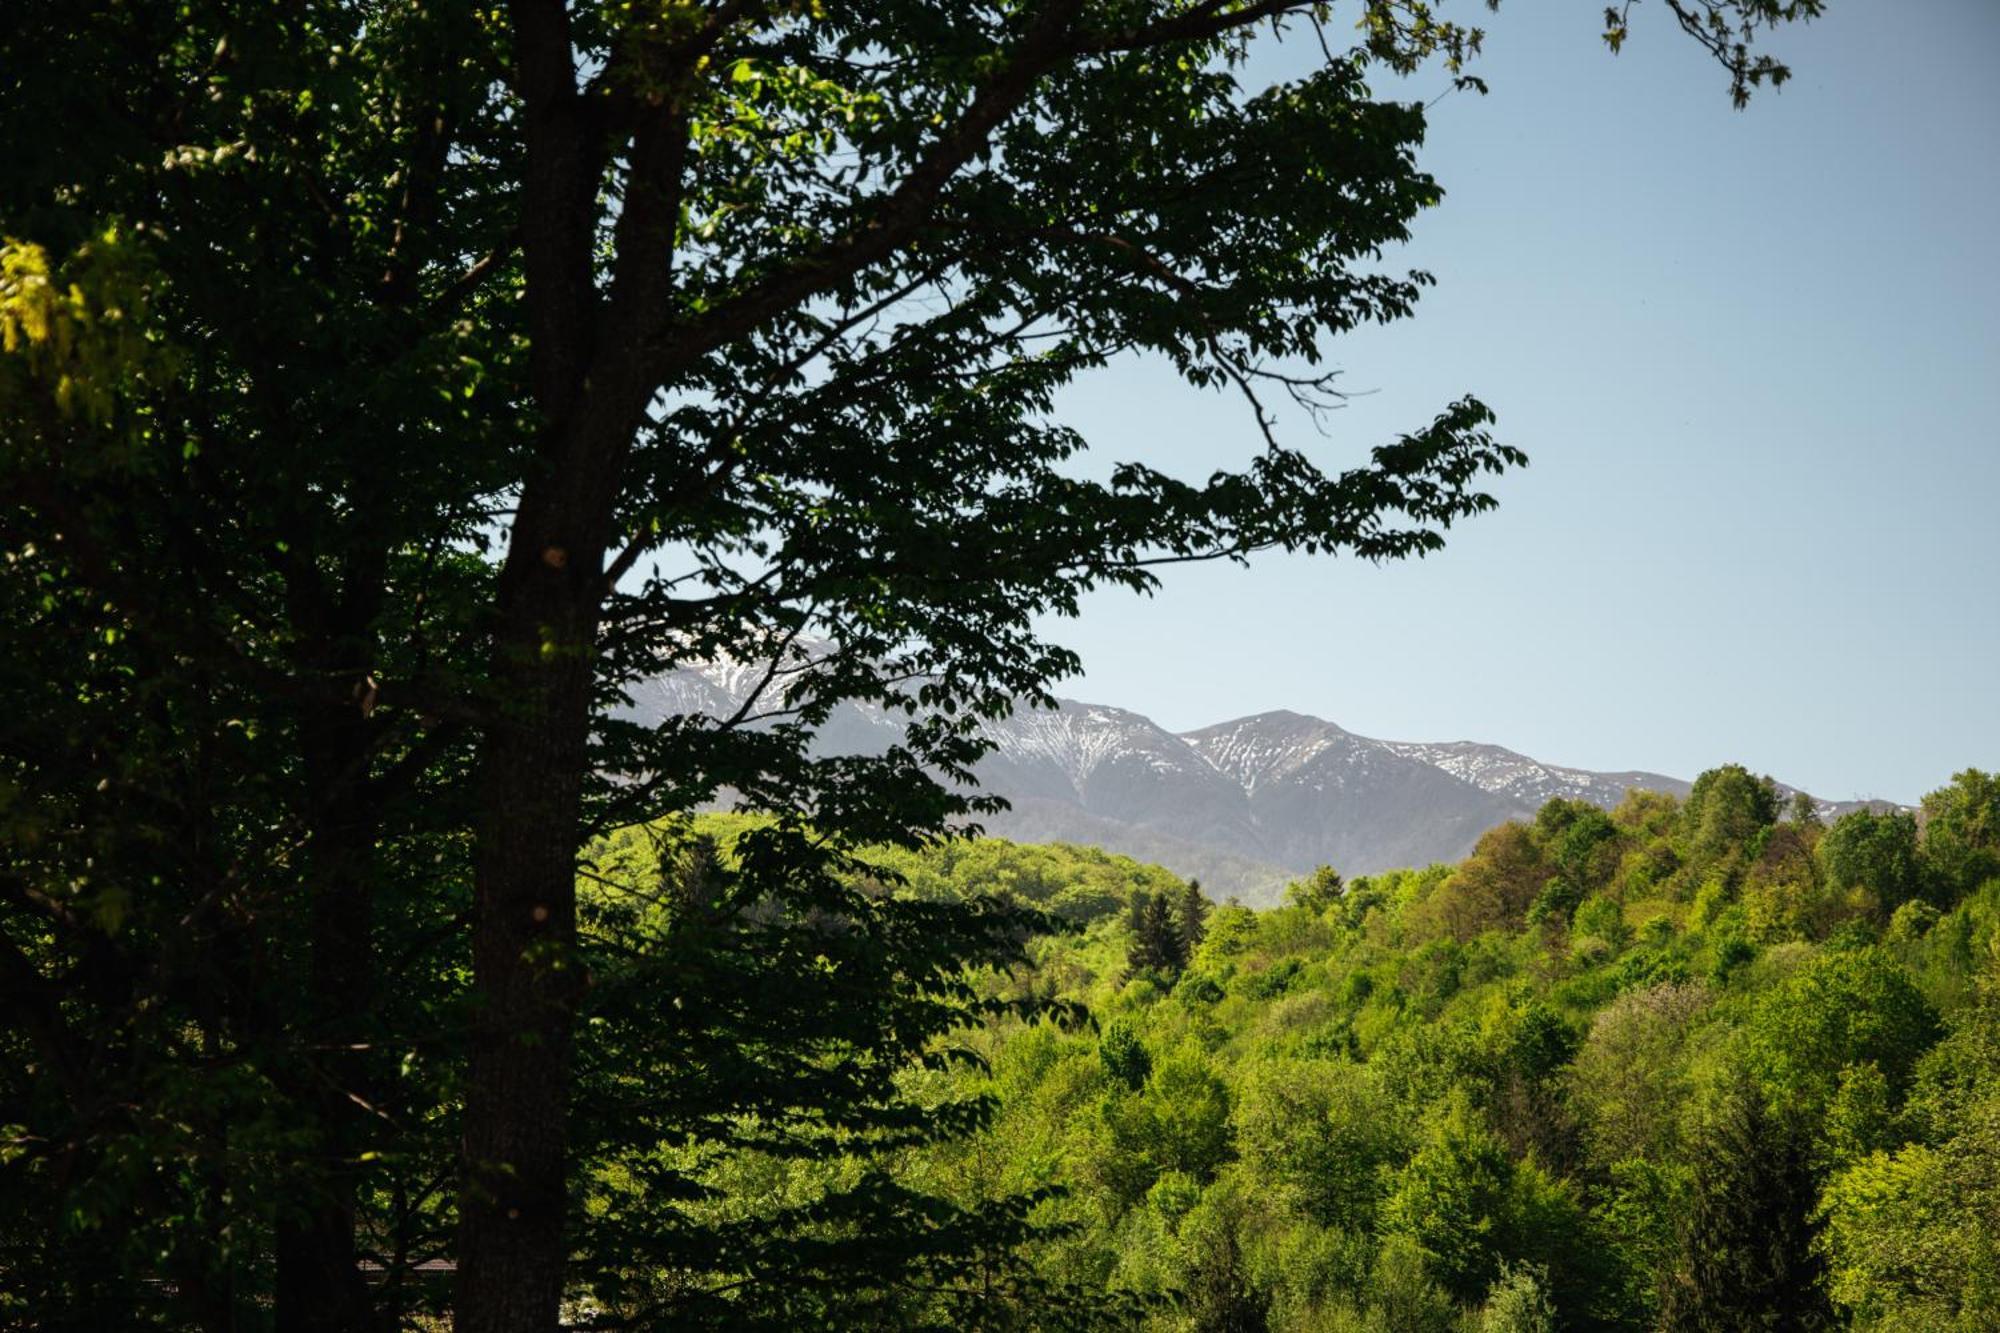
624,653,1895,904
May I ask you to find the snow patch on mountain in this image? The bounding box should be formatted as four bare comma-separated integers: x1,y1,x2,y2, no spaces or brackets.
983,704,1208,793
1374,739,1686,810
621,652,1895,901
1181,712,1350,795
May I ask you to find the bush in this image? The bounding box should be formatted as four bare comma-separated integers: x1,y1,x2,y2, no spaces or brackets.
1481,1262,1557,1333
1101,1018,1152,1091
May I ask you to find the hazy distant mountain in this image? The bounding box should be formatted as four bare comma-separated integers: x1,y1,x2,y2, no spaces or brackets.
621,659,1893,907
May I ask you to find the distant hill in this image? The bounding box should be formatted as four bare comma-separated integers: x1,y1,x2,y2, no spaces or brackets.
621,659,1897,906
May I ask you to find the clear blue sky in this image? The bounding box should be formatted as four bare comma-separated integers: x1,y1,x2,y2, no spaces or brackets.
1038,0,2000,805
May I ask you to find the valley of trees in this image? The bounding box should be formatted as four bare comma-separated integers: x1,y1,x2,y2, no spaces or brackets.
628,766,2000,1329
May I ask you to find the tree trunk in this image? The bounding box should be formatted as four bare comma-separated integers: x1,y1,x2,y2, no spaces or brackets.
456,543,597,1331
458,8,637,1309
275,612,383,1332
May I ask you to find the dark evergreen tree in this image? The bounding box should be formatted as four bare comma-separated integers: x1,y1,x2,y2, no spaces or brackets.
1178,879,1212,957
1125,891,1149,942
1662,1079,1833,1332
664,830,726,918
1286,865,1346,915
1126,891,1189,981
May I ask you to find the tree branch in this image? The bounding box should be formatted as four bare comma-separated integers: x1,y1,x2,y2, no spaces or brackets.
1072,0,1307,54
641,0,1090,388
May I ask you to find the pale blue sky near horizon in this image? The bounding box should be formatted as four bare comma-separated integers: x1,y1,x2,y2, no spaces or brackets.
1036,0,2000,806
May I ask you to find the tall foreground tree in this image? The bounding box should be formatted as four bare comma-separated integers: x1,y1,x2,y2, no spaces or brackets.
1,1,1820,1327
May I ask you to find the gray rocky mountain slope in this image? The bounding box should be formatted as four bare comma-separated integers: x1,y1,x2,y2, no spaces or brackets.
622,660,1886,907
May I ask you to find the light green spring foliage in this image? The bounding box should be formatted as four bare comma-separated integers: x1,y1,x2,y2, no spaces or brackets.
1482,1263,1558,1333
1816,978,2000,1330
0,231,176,436
686,766,2000,1330
862,831,1189,925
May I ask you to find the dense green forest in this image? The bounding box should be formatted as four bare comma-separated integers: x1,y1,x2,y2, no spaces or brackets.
612,767,2000,1330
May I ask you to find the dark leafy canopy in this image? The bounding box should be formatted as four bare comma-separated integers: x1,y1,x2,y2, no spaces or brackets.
587,11,1534,826
1,1,1821,1329
3,6,517,1326
570,821,1119,1330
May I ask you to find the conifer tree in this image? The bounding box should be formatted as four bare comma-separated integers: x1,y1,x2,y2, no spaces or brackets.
1179,879,1212,957
1126,890,1189,981
1662,1080,1832,1331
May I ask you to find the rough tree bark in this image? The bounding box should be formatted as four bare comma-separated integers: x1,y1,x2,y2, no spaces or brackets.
456,540,603,1330
275,570,386,1333
455,7,608,1322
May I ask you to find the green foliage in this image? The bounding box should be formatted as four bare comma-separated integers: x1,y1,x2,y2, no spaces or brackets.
1825,1061,1895,1164
1414,822,1552,942
1921,769,2000,901
1174,1187,1271,1333
1662,1077,1833,1331
1819,1136,2000,1330
1234,1059,1402,1232
1379,1094,1514,1300
1539,799,1623,895
572,821,1101,1329
1746,945,1943,1121
1572,895,1631,951
1481,1261,1558,1333
1569,980,1710,1166
1094,1044,1235,1216
1102,1019,1154,1092
1788,790,1826,828
1129,890,1193,983
1369,1235,1459,1333
1819,1104,2000,1328
1681,763,1782,867
772,772,2000,1330
869,837,1186,927
1596,1158,1692,1325
1525,875,1585,927
1285,866,1346,915
1817,982,2000,1327
1820,808,1929,918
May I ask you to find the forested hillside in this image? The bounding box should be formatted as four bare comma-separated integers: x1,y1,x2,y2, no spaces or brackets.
604,767,2000,1329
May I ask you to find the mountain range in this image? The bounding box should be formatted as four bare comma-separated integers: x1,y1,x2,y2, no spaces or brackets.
623,659,1885,907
